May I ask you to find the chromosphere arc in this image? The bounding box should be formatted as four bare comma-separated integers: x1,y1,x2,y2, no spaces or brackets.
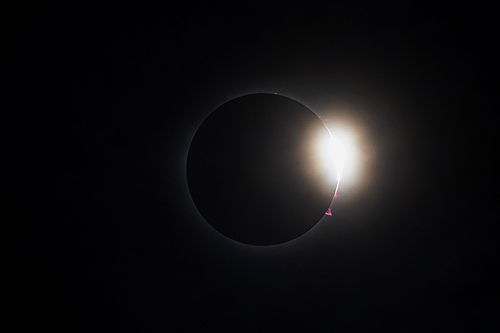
187,93,336,245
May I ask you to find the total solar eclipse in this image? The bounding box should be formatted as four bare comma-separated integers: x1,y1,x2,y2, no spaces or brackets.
187,93,341,245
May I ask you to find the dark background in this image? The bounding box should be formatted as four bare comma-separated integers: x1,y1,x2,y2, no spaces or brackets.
5,3,498,331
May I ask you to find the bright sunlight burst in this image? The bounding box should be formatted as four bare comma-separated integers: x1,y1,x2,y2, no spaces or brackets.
315,121,357,187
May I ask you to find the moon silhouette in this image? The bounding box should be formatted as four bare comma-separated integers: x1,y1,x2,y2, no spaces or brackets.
187,93,334,245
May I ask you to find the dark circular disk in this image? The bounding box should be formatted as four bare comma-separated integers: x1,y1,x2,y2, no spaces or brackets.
187,93,334,245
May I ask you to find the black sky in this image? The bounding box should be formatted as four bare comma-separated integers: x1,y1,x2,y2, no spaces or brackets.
5,3,499,331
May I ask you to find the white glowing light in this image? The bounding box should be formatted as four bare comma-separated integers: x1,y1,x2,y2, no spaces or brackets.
330,136,346,180
315,121,357,187
316,130,337,185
